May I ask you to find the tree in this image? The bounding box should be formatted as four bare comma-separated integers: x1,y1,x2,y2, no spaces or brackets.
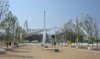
0,0,9,48
0,0,9,21
56,31,61,46
76,17,79,46
1,13,11,48
0,11,17,48
17,26,23,42
94,20,99,48
14,22,23,43
84,14,95,47
10,13,17,47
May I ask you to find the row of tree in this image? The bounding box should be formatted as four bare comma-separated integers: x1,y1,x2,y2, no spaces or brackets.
0,0,25,48
56,13,99,48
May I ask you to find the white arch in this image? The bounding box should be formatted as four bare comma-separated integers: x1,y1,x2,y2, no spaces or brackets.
71,21,88,37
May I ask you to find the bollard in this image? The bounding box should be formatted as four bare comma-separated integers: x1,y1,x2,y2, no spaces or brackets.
54,48,59,52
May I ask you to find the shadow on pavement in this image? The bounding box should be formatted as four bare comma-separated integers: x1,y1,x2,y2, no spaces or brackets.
11,50,31,53
0,54,34,58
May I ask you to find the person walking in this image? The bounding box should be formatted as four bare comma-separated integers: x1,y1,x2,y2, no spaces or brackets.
53,41,56,47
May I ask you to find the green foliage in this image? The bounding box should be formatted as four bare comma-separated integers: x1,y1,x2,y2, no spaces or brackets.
88,35,93,44
32,41,40,43
0,0,9,20
0,10,24,47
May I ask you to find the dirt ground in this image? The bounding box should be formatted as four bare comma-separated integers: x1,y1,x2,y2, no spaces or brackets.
0,44,100,59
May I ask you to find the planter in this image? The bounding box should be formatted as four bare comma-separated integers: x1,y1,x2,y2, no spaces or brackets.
13,46,17,48
3,47,13,51
18,44,25,47
88,47,99,50
0,49,6,54
76,46,84,48
69,45,75,48
65,45,68,47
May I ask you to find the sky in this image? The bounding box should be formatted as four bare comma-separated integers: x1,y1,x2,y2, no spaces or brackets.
9,0,100,34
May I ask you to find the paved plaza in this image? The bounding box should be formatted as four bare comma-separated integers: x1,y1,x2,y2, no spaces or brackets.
0,44,100,59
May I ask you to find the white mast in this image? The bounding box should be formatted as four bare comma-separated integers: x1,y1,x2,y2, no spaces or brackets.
42,10,47,45
44,10,46,31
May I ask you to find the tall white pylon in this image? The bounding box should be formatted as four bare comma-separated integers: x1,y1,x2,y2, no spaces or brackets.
42,10,47,45
24,20,28,32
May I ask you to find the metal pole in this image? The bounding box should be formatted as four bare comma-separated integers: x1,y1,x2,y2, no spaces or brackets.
55,26,56,42
44,10,46,31
26,20,28,32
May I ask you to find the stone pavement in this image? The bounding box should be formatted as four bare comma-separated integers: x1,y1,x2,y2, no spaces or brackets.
0,44,100,59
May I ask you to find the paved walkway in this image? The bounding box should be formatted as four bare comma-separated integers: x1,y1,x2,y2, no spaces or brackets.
0,44,100,59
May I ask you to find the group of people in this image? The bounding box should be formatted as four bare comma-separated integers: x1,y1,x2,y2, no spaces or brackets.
6,42,18,47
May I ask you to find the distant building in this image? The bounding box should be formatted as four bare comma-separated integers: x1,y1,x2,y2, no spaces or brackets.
25,33,49,42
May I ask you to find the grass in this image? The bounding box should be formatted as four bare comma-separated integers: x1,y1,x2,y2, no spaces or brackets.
32,41,40,43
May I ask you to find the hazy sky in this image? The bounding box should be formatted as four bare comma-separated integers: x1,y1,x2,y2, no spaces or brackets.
9,0,100,34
